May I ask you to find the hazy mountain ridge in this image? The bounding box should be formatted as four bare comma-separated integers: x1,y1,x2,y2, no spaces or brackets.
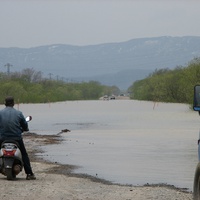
0,36,200,89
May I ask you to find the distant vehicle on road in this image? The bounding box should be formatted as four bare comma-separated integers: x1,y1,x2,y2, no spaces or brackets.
109,96,116,100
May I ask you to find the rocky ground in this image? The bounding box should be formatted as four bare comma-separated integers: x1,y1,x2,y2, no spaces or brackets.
0,133,193,200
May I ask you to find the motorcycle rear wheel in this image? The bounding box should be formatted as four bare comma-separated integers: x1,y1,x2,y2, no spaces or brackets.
194,162,200,200
6,168,16,180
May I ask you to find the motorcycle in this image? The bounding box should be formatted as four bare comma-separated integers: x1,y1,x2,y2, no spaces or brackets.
0,116,32,180
193,85,200,199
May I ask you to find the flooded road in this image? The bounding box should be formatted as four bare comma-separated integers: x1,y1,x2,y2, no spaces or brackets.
9,100,200,191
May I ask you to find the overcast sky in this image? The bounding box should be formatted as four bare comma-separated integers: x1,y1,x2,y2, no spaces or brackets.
0,0,200,48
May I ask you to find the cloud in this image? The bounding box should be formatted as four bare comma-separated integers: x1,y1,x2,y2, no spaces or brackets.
0,0,200,48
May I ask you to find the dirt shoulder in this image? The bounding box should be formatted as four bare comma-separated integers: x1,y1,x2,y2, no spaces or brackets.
0,133,193,200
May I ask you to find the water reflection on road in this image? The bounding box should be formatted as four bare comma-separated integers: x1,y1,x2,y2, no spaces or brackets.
16,100,200,191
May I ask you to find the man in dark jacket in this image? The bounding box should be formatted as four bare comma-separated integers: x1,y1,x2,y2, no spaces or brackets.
0,96,36,180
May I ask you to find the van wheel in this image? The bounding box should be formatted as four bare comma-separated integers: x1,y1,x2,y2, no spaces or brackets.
193,162,200,200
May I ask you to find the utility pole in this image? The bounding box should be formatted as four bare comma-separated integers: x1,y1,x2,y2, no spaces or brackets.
4,63,12,76
48,73,53,80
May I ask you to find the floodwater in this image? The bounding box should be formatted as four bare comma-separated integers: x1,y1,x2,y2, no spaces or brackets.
7,100,200,191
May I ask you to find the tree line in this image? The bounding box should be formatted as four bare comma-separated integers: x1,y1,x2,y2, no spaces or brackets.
0,68,120,104
128,57,200,105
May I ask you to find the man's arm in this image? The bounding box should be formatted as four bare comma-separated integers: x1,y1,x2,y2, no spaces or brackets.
19,113,29,132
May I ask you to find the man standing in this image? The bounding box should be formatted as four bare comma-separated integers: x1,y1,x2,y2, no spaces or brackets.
0,96,36,180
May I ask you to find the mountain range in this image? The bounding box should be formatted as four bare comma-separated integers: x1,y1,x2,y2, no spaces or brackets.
0,36,200,90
